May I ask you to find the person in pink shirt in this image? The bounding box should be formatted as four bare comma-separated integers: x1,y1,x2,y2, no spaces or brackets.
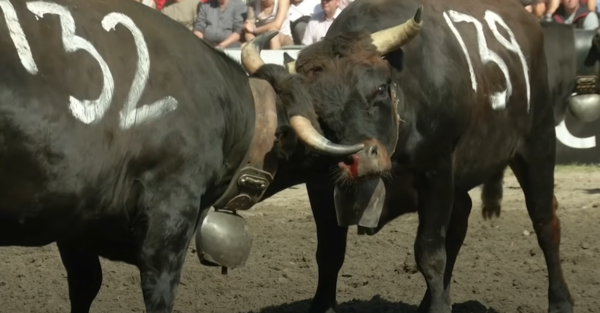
301,0,340,45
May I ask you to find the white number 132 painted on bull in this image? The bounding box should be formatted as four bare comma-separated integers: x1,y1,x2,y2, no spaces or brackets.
443,10,530,111
3,0,178,129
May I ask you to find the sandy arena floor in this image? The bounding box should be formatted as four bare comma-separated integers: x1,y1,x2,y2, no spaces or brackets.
0,166,599,313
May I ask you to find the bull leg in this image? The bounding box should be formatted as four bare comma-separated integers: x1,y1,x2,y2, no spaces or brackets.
306,182,348,313
57,243,103,313
481,168,504,219
414,166,454,313
509,152,573,313
417,191,472,313
137,188,200,313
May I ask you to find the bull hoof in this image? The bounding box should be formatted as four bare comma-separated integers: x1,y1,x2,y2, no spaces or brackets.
481,203,501,220
549,301,573,313
308,300,337,313
418,307,451,313
416,305,428,313
308,307,336,313
417,301,451,313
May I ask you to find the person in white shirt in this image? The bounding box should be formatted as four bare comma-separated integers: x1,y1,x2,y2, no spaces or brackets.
288,0,322,44
301,0,340,45
244,0,294,49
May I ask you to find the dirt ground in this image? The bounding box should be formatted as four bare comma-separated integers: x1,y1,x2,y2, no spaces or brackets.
0,166,599,313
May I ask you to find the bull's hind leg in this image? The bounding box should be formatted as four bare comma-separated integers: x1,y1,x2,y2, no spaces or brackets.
57,243,103,313
417,191,472,313
306,182,348,313
510,140,573,313
481,168,504,219
136,185,201,313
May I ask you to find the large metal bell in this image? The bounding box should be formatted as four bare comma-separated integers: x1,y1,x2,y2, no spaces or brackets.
195,208,253,269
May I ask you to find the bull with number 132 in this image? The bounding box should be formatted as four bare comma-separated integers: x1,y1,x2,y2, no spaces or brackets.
0,0,401,312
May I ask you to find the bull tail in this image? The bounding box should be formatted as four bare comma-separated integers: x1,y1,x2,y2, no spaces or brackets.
481,168,505,220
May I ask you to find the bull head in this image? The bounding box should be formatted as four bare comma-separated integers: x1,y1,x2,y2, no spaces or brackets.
285,6,423,74
240,31,365,156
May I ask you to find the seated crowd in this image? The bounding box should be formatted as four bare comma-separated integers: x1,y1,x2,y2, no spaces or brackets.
135,0,600,49
529,0,599,29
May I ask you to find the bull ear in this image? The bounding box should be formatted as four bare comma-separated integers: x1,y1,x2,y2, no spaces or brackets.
273,125,298,160
384,49,404,73
272,100,299,160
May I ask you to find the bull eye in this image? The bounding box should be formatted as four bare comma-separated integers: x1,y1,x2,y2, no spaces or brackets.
375,84,388,98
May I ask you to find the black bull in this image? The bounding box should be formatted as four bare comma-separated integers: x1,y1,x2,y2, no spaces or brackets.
1,0,596,312
274,0,583,312
0,0,403,312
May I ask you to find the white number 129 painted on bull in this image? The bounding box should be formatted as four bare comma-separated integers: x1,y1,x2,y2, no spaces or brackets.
443,9,530,112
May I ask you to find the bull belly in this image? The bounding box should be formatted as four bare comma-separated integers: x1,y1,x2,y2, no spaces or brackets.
0,206,140,264
452,132,522,191
0,218,57,246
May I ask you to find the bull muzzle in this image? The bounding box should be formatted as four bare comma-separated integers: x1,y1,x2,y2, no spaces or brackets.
195,208,253,271
333,178,386,228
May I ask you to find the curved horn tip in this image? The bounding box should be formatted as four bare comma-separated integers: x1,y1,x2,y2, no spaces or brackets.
289,116,365,156
285,61,297,74
263,30,280,41
283,52,296,63
251,30,280,49
413,5,423,24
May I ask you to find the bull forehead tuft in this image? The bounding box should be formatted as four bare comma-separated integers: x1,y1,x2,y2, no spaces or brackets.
296,31,390,79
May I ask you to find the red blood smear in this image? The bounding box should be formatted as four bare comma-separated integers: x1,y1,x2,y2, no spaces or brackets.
348,154,359,179
339,154,360,179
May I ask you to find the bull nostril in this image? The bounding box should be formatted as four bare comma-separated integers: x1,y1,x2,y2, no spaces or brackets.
368,145,378,157
343,155,354,166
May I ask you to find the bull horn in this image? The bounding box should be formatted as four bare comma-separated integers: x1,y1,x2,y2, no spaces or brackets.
283,52,297,74
370,5,424,56
241,30,279,75
290,116,364,156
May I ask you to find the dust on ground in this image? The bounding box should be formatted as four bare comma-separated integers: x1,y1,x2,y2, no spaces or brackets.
1,166,599,313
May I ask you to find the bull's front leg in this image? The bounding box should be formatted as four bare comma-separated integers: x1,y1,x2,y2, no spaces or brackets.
57,243,103,313
415,166,454,313
306,182,348,313
417,191,472,312
136,185,201,313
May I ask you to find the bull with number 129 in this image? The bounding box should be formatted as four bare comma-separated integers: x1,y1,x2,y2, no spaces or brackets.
280,0,574,312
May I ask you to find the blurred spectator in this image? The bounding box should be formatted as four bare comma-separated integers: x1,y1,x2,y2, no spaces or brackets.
193,0,247,48
546,0,597,18
552,0,599,29
162,0,201,30
155,0,167,10
338,0,351,10
525,0,548,17
244,0,293,49
288,0,322,45
301,0,340,45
